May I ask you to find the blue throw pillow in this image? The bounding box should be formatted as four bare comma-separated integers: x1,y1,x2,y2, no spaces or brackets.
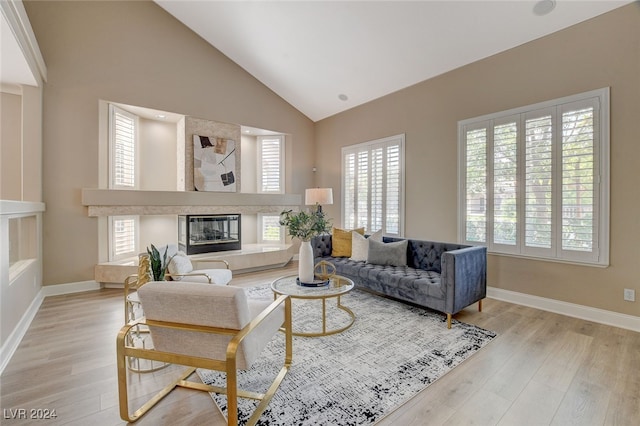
367,239,408,267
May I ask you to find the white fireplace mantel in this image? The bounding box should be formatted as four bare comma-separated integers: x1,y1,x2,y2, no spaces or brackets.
81,189,302,217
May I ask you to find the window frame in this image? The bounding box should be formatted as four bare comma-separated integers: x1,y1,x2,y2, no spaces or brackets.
341,134,405,237
458,87,610,266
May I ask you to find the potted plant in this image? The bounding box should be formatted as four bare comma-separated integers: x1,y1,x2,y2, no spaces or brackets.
146,244,172,281
280,209,331,283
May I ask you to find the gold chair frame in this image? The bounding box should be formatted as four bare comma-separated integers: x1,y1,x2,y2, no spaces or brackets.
123,255,168,373
116,294,292,426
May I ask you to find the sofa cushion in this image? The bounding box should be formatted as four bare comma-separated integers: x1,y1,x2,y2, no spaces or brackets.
331,227,364,257
350,230,383,262
367,239,408,267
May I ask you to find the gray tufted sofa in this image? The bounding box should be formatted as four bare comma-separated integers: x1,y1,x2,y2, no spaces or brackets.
311,235,487,328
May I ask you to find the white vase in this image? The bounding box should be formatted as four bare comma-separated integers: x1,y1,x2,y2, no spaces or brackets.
298,240,315,283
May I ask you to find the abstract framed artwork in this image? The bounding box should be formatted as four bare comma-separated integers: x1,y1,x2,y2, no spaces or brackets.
193,135,237,192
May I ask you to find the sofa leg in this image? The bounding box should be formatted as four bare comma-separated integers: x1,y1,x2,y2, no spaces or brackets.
447,313,452,329
478,299,483,312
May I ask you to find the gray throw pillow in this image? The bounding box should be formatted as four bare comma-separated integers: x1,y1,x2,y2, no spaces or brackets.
367,239,408,267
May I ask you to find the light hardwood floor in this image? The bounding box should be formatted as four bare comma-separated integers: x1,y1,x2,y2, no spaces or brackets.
1,262,639,425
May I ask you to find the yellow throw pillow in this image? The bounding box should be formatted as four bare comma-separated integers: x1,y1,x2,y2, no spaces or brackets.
332,227,365,257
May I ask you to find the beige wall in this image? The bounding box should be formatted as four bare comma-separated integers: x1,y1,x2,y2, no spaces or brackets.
24,0,315,285
316,5,640,317
1,91,22,200
139,117,178,191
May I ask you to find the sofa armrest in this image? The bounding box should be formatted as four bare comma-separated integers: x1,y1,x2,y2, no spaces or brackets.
441,246,487,314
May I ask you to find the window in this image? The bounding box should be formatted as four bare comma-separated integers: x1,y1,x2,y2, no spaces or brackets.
258,213,284,244
459,88,609,266
257,135,284,193
109,105,138,189
342,134,405,236
109,216,139,261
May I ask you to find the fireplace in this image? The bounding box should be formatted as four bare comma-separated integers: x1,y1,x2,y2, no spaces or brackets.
178,214,241,255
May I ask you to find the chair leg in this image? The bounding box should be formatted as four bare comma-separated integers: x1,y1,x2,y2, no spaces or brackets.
226,362,239,426
117,329,195,422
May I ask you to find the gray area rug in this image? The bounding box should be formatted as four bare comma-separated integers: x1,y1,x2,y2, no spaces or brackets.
197,285,496,425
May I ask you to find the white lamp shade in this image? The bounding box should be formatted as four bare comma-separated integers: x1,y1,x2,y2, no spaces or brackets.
305,188,333,205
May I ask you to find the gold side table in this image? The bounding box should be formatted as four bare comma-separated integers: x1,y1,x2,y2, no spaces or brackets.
270,274,355,337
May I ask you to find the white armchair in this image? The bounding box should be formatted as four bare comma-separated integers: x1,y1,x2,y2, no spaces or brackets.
165,250,232,285
116,281,292,425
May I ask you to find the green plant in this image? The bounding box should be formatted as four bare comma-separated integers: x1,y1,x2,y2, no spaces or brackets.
146,244,171,281
279,209,331,242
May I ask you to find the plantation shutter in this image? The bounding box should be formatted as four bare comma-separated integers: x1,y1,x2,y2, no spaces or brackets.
356,151,369,231
259,214,283,243
385,144,401,235
464,126,488,244
258,136,284,193
343,153,356,230
559,99,599,262
370,147,383,232
493,120,518,248
523,110,554,256
111,107,136,189
459,88,608,266
342,134,405,236
111,217,137,260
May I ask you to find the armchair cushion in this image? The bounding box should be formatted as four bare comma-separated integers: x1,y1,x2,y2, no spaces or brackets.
167,251,193,279
167,251,232,285
138,282,284,369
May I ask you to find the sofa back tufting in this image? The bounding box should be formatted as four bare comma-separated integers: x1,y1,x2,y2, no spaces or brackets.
313,234,469,274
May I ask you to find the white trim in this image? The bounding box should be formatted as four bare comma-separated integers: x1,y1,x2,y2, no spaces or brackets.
0,200,45,215
41,280,102,297
0,0,47,84
0,290,43,374
487,286,640,332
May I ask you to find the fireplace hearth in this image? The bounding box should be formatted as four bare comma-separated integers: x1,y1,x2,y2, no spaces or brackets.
178,214,241,255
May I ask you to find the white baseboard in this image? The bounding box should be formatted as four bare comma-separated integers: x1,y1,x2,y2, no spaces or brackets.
0,280,101,375
41,280,101,297
487,286,640,332
0,290,44,374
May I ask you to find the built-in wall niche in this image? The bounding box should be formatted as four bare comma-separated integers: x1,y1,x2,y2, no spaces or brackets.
98,101,289,259
8,215,37,278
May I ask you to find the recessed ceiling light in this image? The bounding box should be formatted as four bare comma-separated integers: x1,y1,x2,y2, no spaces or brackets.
338,94,348,101
156,114,166,119
533,0,556,16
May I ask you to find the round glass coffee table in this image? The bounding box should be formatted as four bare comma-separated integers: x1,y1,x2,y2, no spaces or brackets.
271,274,355,337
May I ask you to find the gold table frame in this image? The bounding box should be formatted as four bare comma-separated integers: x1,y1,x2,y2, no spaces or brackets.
270,274,355,337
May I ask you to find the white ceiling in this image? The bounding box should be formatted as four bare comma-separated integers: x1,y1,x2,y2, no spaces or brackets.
156,0,631,122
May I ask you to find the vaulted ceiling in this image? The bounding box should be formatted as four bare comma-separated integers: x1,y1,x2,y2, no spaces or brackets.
156,0,631,122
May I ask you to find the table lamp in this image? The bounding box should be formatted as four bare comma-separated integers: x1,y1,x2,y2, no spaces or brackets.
305,188,333,213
